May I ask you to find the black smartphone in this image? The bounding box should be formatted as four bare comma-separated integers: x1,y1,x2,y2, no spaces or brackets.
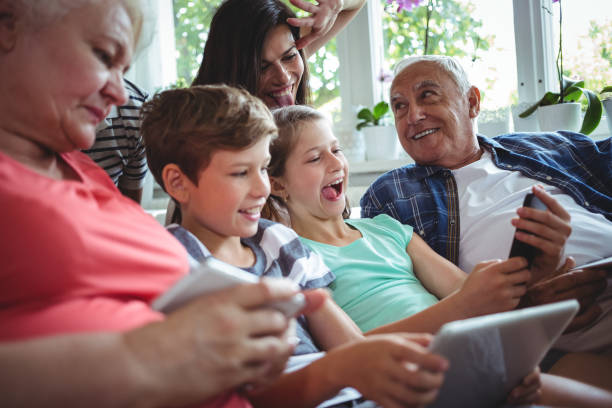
508,193,548,267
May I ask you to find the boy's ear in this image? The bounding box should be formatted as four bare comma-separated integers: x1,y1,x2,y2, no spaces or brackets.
162,164,191,204
0,2,19,52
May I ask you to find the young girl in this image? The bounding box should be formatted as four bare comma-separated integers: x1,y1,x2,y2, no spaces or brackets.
264,105,539,335
263,105,612,406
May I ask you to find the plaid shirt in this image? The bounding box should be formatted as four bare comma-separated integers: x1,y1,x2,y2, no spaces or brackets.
360,131,612,265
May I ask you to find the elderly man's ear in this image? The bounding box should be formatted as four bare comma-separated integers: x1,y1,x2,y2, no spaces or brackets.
0,1,18,52
468,86,481,119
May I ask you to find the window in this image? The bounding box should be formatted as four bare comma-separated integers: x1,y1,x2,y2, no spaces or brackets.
552,0,611,95
381,0,518,111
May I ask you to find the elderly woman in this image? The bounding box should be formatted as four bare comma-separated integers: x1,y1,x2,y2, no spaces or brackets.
0,1,311,406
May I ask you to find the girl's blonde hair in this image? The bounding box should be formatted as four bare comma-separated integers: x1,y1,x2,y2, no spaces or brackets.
262,105,351,223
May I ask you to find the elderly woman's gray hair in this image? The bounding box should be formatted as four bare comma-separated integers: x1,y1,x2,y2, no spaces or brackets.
393,55,472,95
9,0,144,40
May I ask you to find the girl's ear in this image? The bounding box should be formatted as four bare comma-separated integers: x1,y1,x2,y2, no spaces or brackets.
269,177,287,197
162,164,191,204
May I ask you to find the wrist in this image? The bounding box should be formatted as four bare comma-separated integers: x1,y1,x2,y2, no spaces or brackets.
121,323,179,408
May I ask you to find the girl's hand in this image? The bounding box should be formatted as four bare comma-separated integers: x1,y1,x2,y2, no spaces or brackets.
511,185,571,284
326,333,448,408
286,0,343,50
460,258,531,316
506,367,542,405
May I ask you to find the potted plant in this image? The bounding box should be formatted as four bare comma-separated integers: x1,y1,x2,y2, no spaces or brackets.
518,0,603,135
601,86,612,136
356,101,399,161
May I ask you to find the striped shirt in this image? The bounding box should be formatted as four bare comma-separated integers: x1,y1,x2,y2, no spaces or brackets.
167,219,335,355
361,132,612,265
83,79,148,190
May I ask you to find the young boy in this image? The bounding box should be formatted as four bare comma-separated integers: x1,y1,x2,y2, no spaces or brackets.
141,85,450,408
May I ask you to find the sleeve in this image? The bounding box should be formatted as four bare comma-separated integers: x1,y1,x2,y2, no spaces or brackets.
360,175,391,219
261,222,335,290
116,80,149,190
370,214,414,248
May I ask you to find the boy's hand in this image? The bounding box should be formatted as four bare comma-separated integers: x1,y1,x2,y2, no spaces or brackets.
506,367,542,405
461,258,531,316
327,333,448,408
510,185,571,284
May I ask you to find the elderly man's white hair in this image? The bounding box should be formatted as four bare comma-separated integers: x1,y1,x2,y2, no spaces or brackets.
393,55,472,95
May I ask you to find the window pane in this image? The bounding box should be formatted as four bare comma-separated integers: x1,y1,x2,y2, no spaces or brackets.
308,40,341,120
173,0,223,86
552,0,612,94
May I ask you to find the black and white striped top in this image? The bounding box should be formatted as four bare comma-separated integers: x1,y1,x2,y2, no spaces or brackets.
83,79,148,190
167,219,336,355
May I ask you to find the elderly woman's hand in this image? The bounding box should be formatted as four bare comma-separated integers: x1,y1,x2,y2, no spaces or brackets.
124,279,308,406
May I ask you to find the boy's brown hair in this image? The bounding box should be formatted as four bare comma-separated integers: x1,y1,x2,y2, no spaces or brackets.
141,84,277,222
142,84,276,187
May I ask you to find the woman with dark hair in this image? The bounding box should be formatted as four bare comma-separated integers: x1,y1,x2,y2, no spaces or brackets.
192,0,365,108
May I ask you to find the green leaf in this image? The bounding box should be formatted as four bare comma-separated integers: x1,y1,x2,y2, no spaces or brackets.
601,86,612,94
562,86,583,103
356,120,369,131
519,92,560,118
579,89,603,135
372,101,390,120
357,108,376,123
561,77,583,92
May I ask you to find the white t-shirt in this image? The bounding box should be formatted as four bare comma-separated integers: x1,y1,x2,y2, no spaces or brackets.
452,150,612,273
452,150,612,352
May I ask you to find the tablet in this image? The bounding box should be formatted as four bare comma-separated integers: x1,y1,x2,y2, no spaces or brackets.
570,256,612,272
152,256,306,316
427,300,579,408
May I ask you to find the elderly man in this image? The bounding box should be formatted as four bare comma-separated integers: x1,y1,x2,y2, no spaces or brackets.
360,55,612,386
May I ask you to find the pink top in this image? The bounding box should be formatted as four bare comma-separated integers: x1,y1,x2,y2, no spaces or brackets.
0,151,253,408
0,150,190,339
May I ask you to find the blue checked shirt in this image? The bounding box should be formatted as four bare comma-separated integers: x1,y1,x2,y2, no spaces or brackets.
360,131,612,265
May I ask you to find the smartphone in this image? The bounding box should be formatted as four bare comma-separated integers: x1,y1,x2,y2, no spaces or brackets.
507,193,547,267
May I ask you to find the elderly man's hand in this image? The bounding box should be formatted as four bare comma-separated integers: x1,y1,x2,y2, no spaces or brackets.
521,258,607,333
510,185,571,284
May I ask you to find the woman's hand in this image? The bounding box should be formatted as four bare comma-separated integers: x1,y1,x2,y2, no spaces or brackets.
506,367,542,405
459,258,531,316
325,333,448,408
510,185,572,284
286,0,343,50
124,279,305,406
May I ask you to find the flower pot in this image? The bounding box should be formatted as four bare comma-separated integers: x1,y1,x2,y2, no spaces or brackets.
537,103,582,133
512,103,540,132
361,125,399,161
603,99,612,137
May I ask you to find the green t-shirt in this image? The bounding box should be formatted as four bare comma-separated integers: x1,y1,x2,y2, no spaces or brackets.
299,214,439,332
